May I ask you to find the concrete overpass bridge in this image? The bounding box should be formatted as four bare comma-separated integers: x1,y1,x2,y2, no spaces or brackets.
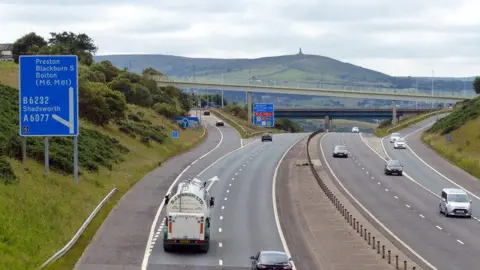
274,107,433,128
152,77,474,124
274,107,430,119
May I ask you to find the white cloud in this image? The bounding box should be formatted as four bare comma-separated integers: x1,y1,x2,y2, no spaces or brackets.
0,0,479,76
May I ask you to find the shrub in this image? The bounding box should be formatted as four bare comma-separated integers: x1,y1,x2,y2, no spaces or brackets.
117,120,167,144
0,157,17,185
378,119,392,129
427,97,480,135
153,102,180,118
6,128,129,174
79,81,127,125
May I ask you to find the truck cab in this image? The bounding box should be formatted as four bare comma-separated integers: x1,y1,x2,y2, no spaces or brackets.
163,178,215,252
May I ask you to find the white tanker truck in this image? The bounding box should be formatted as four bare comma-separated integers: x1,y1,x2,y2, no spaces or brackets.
163,178,215,252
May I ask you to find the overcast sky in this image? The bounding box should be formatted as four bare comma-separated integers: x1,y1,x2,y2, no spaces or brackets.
1,0,479,77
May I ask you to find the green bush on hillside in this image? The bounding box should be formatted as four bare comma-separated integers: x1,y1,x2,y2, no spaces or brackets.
6,129,129,174
0,157,17,185
427,97,480,135
378,119,392,128
116,120,167,145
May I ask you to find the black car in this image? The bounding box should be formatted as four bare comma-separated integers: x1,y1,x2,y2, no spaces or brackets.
261,133,273,142
250,251,293,270
384,160,403,175
203,110,210,115
216,120,224,126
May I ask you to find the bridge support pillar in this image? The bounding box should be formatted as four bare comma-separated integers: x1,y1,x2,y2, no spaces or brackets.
324,115,330,131
392,101,397,125
247,91,253,125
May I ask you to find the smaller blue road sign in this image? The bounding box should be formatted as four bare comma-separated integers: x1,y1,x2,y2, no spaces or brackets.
253,103,275,127
19,55,79,136
172,130,179,139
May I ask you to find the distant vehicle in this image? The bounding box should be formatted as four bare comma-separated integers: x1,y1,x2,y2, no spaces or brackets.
439,188,472,218
393,138,407,149
352,127,359,133
250,251,293,270
261,133,273,142
203,110,210,116
163,178,215,252
390,133,401,143
384,160,403,175
332,145,348,158
215,120,224,126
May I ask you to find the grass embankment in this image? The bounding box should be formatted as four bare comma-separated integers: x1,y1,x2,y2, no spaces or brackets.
210,108,285,138
0,63,205,270
422,98,480,179
374,109,449,137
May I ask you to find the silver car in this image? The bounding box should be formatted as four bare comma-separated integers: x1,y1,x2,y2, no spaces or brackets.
393,138,407,149
439,188,472,217
390,133,401,143
332,145,348,158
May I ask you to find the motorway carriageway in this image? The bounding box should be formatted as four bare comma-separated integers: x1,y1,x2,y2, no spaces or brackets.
320,130,480,270
144,132,307,269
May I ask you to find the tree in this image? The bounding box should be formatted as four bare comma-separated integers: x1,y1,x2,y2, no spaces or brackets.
90,61,119,83
473,77,480,94
47,31,97,65
12,32,47,63
48,31,98,54
130,84,153,107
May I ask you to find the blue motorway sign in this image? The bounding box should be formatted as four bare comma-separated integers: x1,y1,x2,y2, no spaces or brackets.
172,130,179,139
253,103,275,127
19,55,79,136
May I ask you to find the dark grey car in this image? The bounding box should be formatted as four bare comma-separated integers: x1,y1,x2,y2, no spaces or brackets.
261,133,272,142
250,251,293,270
332,145,348,158
384,160,403,175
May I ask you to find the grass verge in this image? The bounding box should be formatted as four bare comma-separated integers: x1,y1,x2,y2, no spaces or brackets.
210,108,284,138
421,97,480,179
0,62,207,270
421,117,480,179
374,109,449,137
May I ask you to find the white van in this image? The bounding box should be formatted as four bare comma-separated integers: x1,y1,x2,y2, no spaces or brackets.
439,188,472,217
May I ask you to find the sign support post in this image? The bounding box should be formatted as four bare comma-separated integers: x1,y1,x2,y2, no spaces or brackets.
44,136,49,174
22,138,27,168
19,55,79,183
74,136,79,184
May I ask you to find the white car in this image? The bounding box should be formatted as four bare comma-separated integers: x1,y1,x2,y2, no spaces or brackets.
390,133,401,143
352,127,359,133
393,138,407,149
215,120,224,126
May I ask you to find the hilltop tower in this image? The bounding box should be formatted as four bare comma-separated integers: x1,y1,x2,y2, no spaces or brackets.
298,47,303,55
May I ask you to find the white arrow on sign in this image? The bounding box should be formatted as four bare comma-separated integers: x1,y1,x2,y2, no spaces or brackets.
206,176,220,191
52,87,75,134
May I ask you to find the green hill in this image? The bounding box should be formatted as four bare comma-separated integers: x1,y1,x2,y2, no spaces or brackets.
94,52,392,87
94,52,476,92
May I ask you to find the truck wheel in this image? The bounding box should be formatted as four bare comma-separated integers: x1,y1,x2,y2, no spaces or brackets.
200,242,210,253
163,243,172,252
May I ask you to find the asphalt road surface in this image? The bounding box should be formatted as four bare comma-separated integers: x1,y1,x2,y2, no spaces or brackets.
76,113,241,270
320,132,480,270
147,133,307,270
382,116,480,219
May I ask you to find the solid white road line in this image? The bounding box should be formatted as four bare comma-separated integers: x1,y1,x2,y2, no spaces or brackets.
272,135,307,270
142,124,226,269
320,133,438,270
